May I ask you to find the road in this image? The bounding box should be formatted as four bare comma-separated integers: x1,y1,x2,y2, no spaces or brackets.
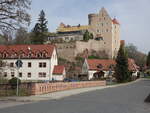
0,79,150,113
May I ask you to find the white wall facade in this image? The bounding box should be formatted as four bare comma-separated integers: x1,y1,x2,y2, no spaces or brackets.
53,69,66,81
1,48,58,81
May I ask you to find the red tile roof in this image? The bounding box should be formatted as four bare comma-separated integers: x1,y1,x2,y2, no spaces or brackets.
87,59,116,71
0,44,55,59
120,40,125,46
112,18,120,25
53,65,65,75
128,59,139,71
86,58,139,71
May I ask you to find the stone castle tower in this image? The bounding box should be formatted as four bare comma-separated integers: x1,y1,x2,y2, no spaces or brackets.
88,7,120,58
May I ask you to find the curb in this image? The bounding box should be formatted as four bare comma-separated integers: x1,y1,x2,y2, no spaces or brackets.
0,78,143,102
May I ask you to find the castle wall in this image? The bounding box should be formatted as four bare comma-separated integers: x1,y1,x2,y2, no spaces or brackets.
56,43,76,61
75,40,112,58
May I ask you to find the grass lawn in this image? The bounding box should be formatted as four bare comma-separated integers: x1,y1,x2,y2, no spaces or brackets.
144,76,150,79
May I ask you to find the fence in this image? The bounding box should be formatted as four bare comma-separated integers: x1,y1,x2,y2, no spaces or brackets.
30,81,106,95
0,81,106,96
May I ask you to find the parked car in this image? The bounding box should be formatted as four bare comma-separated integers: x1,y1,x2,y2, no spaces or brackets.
63,78,79,82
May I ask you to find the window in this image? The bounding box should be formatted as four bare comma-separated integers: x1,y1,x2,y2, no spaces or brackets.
28,62,31,68
27,73,31,78
11,72,15,77
10,62,14,67
19,73,22,77
95,37,103,41
101,23,104,26
106,29,109,32
39,63,42,67
43,63,46,67
38,72,46,78
39,62,46,68
4,72,7,77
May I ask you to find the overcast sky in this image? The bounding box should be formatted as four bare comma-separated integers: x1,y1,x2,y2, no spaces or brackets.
30,0,150,53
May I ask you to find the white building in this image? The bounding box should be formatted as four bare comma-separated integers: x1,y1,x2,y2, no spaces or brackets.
82,59,139,80
52,65,66,81
0,44,65,81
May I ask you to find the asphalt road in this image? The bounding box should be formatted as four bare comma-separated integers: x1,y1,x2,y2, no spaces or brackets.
0,79,150,113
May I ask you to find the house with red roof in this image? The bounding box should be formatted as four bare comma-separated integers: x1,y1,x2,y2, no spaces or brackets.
82,59,139,80
52,65,66,81
0,44,65,81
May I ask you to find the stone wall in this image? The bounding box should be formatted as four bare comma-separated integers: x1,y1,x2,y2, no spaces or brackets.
30,81,106,95
75,40,111,58
55,39,112,61
56,43,76,61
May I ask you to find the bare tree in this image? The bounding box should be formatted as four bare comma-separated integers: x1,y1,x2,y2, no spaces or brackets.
0,0,31,33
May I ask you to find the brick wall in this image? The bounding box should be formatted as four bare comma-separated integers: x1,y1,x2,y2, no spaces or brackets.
30,81,106,95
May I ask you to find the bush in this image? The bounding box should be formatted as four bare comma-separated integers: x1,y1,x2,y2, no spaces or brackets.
9,77,21,89
88,55,100,59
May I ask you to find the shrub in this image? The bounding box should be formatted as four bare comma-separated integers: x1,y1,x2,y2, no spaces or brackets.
9,77,21,89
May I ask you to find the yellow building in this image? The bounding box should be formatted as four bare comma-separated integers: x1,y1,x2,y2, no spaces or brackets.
57,23,89,34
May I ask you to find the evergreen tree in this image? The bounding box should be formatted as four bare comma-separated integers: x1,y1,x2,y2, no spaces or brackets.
115,44,131,83
31,10,48,44
83,30,93,41
146,52,150,68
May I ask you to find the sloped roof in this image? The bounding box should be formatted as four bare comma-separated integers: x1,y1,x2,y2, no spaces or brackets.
53,65,65,75
128,59,140,71
0,44,55,59
87,59,116,71
86,58,139,71
112,18,120,25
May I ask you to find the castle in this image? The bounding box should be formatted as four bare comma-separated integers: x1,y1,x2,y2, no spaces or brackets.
88,7,120,58
53,8,120,59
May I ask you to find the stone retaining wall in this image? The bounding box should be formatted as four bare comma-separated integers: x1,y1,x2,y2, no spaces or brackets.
30,81,106,95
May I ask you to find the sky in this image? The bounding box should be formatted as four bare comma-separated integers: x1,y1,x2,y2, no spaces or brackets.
30,0,150,53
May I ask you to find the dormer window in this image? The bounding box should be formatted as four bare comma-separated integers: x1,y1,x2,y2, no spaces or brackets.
36,52,42,58
28,53,32,58
0,53,2,58
42,51,48,58
3,53,7,58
